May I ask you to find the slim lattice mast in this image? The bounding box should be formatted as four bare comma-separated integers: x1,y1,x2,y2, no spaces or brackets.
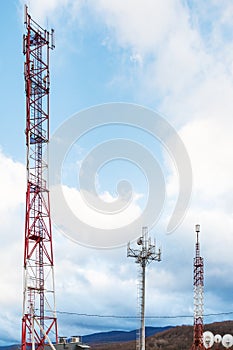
127,227,161,350
191,224,204,350
22,7,57,350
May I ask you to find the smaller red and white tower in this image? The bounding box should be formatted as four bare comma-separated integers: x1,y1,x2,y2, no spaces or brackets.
191,224,204,350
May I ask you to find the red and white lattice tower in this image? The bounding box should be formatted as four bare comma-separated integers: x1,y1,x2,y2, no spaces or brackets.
22,7,58,350
191,224,204,350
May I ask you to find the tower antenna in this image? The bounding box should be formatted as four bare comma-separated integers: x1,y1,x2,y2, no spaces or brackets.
191,224,204,350
127,227,161,350
22,6,57,350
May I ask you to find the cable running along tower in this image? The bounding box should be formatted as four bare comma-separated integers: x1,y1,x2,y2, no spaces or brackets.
22,7,57,350
191,224,204,350
127,227,161,350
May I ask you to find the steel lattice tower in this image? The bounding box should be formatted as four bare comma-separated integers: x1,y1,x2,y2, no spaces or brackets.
22,7,57,350
127,227,161,350
191,224,204,350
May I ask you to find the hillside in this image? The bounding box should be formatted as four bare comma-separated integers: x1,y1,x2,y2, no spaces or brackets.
90,320,233,350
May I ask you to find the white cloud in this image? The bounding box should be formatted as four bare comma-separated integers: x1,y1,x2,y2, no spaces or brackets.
0,150,25,344
91,0,188,53
62,185,142,229
0,149,25,211
130,52,143,67
180,118,233,200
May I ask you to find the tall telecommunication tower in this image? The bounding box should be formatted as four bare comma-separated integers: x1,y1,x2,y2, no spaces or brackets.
22,7,57,350
191,224,204,350
127,227,161,350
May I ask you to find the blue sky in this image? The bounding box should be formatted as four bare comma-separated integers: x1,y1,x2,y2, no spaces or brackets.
1,0,233,346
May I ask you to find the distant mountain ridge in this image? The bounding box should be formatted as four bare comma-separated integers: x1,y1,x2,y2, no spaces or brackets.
0,346,19,350
82,326,173,343
0,326,172,349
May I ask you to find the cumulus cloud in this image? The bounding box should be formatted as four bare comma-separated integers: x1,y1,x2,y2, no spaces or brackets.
180,119,233,199
0,149,25,345
63,185,142,229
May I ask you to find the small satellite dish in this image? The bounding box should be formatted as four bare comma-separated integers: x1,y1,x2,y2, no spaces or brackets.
214,334,222,344
203,331,214,348
137,237,143,245
222,334,233,348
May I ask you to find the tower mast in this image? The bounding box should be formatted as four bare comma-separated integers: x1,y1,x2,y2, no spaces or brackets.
191,224,204,350
127,227,161,350
22,7,57,350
